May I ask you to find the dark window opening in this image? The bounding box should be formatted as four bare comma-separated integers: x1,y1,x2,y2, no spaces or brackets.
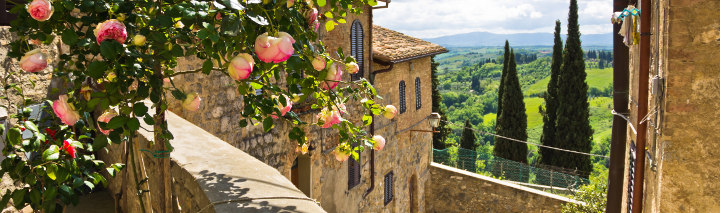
415,77,422,110
348,143,361,189
0,0,23,26
384,171,394,205
350,20,364,81
399,80,406,114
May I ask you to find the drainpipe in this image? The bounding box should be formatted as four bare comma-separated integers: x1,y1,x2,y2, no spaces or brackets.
606,0,630,212
632,0,652,212
364,7,375,198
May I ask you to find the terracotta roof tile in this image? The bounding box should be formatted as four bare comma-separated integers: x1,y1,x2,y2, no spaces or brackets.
372,25,448,63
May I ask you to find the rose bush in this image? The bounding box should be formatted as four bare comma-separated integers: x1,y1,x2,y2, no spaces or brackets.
1,0,393,211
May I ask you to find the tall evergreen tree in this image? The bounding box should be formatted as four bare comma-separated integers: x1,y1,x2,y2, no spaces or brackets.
458,120,477,172
539,20,563,167
431,57,450,149
554,0,593,178
497,40,510,116
493,49,529,181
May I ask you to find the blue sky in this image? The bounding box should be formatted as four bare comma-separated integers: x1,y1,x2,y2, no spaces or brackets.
374,0,612,38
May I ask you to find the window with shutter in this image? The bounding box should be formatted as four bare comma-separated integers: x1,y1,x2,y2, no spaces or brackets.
384,171,394,205
350,20,364,81
348,143,361,189
415,77,421,110
626,142,637,212
399,81,406,114
0,0,22,26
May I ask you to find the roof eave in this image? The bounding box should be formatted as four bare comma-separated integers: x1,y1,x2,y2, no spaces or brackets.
373,49,449,64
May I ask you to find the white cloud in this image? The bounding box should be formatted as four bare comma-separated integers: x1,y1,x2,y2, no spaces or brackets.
374,0,613,38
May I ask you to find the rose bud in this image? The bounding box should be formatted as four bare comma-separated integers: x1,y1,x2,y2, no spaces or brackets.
321,64,343,90
255,32,295,63
182,93,202,111
316,107,342,128
334,149,350,162
383,105,397,119
95,19,127,44
312,56,326,71
271,95,293,119
19,49,47,73
228,53,255,81
62,140,77,159
53,95,81,126
27,0,54,21
133,35,146,46
373,135,386,151
163,77,173,83
97,110,117,135
347,62,359,74
215,13,222,20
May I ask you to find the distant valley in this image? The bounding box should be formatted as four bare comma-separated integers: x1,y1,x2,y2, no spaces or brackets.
425,32,613,47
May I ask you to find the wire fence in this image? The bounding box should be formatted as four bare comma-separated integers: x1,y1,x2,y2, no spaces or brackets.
433,148,589,190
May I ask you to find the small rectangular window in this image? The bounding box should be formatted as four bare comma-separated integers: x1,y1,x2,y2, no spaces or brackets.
348,143,361,189
384,171,394,205
399,81,406,114
415,77,422,110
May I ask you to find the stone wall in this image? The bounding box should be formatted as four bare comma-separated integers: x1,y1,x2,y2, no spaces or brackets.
426,163,576,213
628,0,720,212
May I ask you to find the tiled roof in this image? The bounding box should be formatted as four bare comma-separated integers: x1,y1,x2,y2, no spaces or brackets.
372,25,448,63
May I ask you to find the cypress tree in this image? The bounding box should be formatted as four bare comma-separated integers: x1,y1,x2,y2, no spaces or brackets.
554,0,593,178
539,20,563,167
497,40,510,116
459,120,477,172
431,57,450,149
493,49,529,181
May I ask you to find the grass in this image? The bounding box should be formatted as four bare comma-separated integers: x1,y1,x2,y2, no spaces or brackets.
523,67,613,97
525,97,545,130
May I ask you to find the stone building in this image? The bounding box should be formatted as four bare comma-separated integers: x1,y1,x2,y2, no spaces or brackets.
614,0,720,212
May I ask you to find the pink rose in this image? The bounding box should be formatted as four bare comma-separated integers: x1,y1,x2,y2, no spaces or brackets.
27,0,53,22
312,56,325,71
383,105,397,119
321,64,343,90
334,149,350,162
62,140,76,159
53,95,81,126
255,32,295,63
97,110,117,135
228,53,255,80
373,135,386,151
182,93,202,111
271,95,293,119
307,8,319,31
19,49,47,73
316,107,342,128
94,19,127,44
347,62,359,74
334,103,347,115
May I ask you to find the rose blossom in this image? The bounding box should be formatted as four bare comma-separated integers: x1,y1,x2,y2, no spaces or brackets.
62,140,76,159
316,107,342,128
334,149,350,162
19,49,47,73
321,64,343,90
312,56,326,71
373,135,386,151
271,95,293,119
53,95,81,126
347,62,359,74
97,110,117,135
94,19,127,44
27,0,53,21
255,32,295,63
307,8,319,31
383,105,397,119
182,93,202,111
228,53,255,80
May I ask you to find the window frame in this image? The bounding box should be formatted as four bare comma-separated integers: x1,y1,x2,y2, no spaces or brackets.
350,20,364,81
415,77,422,110
399,80,406,114
384,171,394,205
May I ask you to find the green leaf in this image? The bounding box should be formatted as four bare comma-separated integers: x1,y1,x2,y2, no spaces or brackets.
362,115,373,126
106,116,128,129
46,164,57,180
93,134,109,150
87,61,108,79
197,29,211,40
171,90,186,100
317,0,326,7
100,41,122,60
262,117,274,132
12,189,26,209
249,82,263,90
7,128,21,146
23,121,38,133
61,29,79,45
29,189,40,205
42,145,59,161
133,103,148,115
127,118,140,131
0,191,9,209
84,181,95,190
324,12,333,19
325,20,337,32
202,60,213,74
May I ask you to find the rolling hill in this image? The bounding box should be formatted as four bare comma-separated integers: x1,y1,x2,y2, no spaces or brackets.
426,32,612,47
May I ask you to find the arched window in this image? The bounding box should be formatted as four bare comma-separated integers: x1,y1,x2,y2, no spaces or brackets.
350,20,364,81
415,77,422,110
399,80,406,114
